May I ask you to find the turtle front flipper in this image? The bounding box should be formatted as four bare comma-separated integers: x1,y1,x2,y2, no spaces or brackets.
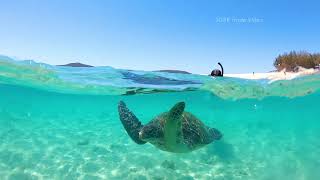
164,102,185,149
118,101,146,144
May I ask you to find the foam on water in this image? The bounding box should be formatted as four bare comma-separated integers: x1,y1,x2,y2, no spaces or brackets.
0,56,320,179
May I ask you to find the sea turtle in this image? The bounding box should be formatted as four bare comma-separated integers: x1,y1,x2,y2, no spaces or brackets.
118,101,222,153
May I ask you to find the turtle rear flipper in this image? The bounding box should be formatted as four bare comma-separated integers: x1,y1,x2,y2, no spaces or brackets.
201,127,222,144
118,101,146,144
208,127,222,141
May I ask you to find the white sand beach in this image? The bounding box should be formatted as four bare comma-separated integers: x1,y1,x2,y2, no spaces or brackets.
224,67,319,82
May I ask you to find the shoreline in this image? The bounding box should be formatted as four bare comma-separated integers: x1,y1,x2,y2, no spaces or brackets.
223,68,319,81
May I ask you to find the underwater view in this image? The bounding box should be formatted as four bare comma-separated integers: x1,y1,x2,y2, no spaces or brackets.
1,57,320,180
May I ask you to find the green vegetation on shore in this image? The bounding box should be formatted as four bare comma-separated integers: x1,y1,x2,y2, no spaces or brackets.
274,51,320,71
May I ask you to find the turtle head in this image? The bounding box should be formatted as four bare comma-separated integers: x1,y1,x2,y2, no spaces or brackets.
139,124,163,143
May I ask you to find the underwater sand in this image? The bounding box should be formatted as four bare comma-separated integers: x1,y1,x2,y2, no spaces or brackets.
0,57,320,179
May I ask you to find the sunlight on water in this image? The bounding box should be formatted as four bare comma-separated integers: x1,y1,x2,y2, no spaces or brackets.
0,57,320,179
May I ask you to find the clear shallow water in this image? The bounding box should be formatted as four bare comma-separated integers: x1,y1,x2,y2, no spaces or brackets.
0,56,320,179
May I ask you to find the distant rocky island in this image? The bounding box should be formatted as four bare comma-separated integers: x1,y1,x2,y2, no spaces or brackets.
155,70,191,74
57,63,191,74
58,62,94,67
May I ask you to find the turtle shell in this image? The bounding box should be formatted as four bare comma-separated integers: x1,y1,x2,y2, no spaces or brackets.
146,112,216,152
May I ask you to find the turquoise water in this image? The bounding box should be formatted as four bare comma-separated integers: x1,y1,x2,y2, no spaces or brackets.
1,56,320,179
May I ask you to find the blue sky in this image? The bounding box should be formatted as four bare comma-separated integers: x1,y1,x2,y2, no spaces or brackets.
0,0,319,74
